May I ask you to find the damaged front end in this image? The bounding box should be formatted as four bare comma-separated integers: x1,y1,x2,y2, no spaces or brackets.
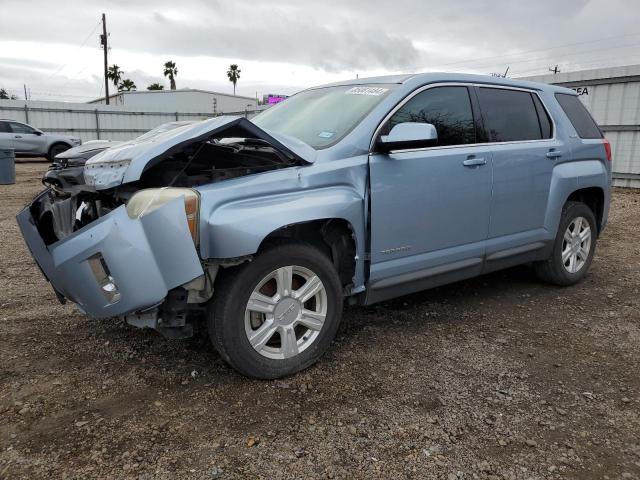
17,116,311,338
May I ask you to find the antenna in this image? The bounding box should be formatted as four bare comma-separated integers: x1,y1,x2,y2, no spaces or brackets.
490,67,509,78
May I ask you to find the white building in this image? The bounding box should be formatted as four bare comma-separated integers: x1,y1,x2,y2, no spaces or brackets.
88,89,258,115
521,64,640,188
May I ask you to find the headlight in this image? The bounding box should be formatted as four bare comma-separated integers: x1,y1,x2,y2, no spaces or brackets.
126,188,200,245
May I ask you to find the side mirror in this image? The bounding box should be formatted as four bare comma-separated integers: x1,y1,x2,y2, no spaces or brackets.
377,122,438,153
34,130,43,136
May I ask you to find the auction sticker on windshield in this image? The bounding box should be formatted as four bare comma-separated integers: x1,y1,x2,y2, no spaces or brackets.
345,87,389,96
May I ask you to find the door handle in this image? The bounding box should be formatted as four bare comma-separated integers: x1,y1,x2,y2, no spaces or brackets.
546,149,563,159
462,156,486,167
14,135,22,138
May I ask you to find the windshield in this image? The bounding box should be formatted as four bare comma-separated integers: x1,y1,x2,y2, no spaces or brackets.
135,121,197,141
251,84,397,149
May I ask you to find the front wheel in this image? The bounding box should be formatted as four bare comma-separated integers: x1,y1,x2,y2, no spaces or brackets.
208,243,344,379
535,201,597,286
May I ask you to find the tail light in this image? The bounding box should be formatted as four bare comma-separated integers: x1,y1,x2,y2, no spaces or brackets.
603,138,612,162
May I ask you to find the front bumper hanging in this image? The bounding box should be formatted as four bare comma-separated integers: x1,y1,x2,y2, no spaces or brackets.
16,195,204,319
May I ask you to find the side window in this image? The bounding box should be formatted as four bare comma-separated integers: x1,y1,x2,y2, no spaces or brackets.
554,93,602,139
387,86,476,147
0,121,10,133
532,94,553,139
477,88,542,142
9,122,36,134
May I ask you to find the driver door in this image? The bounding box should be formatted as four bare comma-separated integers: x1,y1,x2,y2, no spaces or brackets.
9,121,43,154
367,85,493,302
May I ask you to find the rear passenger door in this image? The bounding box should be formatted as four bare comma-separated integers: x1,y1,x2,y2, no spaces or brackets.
476,86,562,260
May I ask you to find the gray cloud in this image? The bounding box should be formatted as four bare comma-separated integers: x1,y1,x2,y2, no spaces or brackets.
2,0,640,101
3,0,638,73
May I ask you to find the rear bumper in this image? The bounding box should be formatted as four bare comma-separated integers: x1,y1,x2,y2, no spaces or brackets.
16,193,204,318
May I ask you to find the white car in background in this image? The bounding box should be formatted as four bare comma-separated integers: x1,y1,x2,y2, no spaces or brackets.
0,119,81,159
43,120,199,189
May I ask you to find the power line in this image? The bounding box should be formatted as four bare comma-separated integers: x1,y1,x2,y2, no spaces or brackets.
511,51,640,77
43,20,101,82
426,39,640,75
3,86,96,99
424,32,640,70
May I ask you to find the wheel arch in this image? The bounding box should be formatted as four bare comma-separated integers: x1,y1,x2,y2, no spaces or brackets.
48,141,71,157
258,218,357,292
545,160,610,238
566,186,605,233
199,185,367,294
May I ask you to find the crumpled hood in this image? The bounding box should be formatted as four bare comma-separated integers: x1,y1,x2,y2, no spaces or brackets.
84,116,315,190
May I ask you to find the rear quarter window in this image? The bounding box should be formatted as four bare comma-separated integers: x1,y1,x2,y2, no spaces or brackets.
554,93,602,139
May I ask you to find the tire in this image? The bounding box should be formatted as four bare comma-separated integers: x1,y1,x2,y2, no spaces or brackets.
208,242,344,379
534,201,597,286
47,143,70,161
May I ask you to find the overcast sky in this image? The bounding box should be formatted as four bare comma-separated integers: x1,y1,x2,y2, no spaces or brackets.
1,0,639,102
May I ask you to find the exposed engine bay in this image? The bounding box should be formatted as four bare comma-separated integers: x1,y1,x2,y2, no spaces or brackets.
20,117,314,339
35,136,304,246
139,138,297,188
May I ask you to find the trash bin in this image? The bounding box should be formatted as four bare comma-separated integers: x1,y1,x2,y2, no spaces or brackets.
0,149,16,185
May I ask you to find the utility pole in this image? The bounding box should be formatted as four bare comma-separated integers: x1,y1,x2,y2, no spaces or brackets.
549,65,560,74
23,84,28,101
100,13,110,105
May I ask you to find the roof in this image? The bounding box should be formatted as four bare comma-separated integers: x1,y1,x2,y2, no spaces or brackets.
88,88,256,104
313,72,574,93
313,74,416,89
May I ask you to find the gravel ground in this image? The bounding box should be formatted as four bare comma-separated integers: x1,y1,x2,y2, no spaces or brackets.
1,162,639,480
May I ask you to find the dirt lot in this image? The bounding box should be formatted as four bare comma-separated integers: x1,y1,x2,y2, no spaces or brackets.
1,162,639,480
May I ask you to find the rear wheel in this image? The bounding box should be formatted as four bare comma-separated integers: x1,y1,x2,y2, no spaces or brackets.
47,143,70,160
208,243,343,379
535,201,597,286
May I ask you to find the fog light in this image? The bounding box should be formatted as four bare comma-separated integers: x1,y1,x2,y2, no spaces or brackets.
102,276,118,293
88,254,120,303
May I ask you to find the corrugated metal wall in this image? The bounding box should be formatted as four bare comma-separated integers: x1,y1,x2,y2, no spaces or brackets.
522,65,640,188
0,99,262,142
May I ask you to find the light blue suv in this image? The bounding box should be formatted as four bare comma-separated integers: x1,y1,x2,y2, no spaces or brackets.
17,73,611,378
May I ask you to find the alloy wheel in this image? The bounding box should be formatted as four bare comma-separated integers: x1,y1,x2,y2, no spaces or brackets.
561,216,592,274
244,265,327,360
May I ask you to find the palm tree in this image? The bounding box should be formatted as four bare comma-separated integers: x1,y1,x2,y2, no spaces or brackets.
0,88,9,99
147,83,164,90
118,79,137,91
107,64,123,89
163,61,178,90
227,64,241,95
